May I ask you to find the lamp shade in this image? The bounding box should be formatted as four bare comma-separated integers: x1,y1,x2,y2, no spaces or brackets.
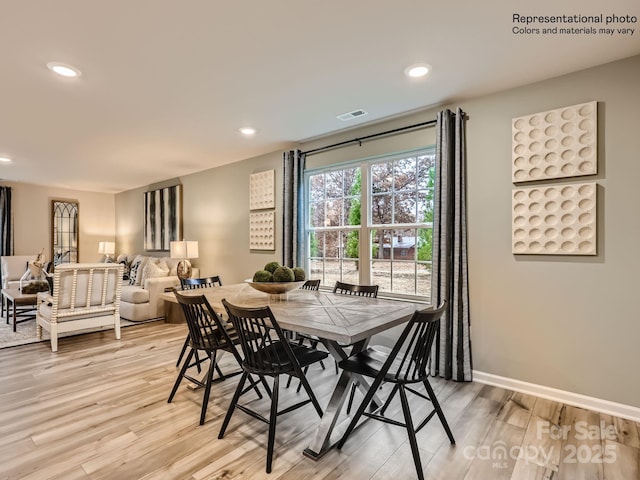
170,240,199,259
98,241,115,255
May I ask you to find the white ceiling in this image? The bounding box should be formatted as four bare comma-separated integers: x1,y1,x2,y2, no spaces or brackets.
1,1,639,193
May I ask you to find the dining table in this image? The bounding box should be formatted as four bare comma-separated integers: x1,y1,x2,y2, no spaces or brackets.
174,282,428,460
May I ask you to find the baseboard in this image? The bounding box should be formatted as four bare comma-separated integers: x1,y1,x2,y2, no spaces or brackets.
473,370,640,423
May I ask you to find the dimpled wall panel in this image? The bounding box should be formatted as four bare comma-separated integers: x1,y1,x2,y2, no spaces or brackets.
249,211,275,250
249,170,275,210
512,182,596,255
512,101,597,182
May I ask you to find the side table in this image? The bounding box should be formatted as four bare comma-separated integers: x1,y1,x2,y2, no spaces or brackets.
1,288,39,332
160,291,186,324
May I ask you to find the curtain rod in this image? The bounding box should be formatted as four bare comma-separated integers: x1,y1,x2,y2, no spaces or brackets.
301,119,436,156
301,110,466,156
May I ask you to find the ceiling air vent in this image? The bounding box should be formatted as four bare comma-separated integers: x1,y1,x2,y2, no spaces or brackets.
336,109,368,121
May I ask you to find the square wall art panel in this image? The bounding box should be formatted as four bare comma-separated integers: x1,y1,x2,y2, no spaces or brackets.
250,211,275,250
512,101,597,182
512,182,596,255
249,170,275,210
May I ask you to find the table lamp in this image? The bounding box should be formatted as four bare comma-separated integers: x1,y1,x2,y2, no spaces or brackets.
170,240,198,279
98,241,116,262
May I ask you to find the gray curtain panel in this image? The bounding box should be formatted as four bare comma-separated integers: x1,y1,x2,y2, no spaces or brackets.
282,150,306,268
430,107,472,382
0,186,13,256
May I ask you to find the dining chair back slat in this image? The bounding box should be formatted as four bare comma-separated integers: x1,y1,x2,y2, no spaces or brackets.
175,275,224,368
181,276,223,289
222,301,308,375
301,279,320,291
385,307,441,383
333,281,378,298
176,292,229,351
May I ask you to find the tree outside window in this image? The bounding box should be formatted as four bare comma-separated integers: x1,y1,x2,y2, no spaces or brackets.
305,148,435,298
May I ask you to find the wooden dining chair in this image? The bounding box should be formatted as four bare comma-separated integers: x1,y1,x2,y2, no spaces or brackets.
336,301,454,480
168,291,263,425
220,298,328,474
175,276,224,369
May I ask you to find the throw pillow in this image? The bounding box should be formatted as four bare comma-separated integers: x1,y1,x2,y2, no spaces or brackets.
128,257,147,286
141,259,169,282
119,260,130,281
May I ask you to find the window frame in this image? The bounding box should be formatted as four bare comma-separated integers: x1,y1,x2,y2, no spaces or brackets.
303,146,435,301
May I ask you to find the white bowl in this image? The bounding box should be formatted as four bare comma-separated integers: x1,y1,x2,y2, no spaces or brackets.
245,280,305,295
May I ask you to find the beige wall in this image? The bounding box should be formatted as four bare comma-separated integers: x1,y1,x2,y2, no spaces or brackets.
116,55,640,408
461,55,640,408
115,151,289,279
6,181,115,262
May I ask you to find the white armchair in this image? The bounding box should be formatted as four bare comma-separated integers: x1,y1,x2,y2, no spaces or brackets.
36,263,124,352
1,255,37,290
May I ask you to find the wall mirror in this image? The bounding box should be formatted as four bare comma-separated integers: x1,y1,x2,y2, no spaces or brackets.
51,199,79,266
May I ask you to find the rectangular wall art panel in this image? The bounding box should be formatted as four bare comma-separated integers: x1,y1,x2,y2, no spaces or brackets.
144,184,182,251
512,101,597,182
249,211,275,250
249,170,275,210
512,182,596,255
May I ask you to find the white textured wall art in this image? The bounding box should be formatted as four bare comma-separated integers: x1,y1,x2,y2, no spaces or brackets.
249,170,275,210
512,101,597,182
249,211,275,250
512,182,596,255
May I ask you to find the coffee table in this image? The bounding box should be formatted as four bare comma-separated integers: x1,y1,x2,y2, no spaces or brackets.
1,288,39,332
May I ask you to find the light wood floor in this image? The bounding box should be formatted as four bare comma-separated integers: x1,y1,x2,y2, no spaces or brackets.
0,322,638,480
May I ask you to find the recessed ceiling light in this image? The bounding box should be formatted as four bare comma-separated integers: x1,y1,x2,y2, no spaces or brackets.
47,62,81,78
239,127,257,136
404,63,431,78
0,157,12,163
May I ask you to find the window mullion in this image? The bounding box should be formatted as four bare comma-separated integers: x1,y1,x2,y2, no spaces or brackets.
360,163,371,285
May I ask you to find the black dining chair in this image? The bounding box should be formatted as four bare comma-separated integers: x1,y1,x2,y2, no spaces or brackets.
285,279,326,391
175,276,224,369
336,301,454,480
332,281,380,411
301,279,320,290
180,276,223,290
220,298,328,474
168,290,263,425
333,280,379,297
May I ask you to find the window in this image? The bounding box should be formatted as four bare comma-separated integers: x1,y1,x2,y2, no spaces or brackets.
304,148,435,299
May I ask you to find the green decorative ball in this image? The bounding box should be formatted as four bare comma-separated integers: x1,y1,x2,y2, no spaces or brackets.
272,266,295,282
292,267,306,282
264,261,281,274
253,270,273,282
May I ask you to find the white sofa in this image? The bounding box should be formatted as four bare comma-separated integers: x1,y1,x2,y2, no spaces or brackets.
119,254,199,322
36,263,124,352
